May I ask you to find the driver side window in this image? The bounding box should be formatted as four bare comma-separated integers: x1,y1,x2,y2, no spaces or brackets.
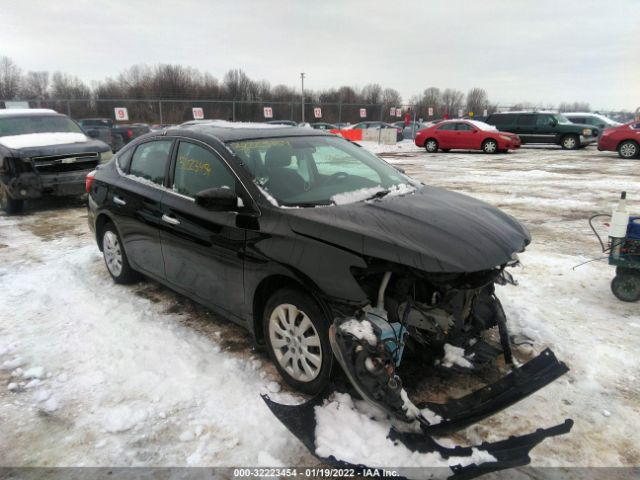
172,142,235,198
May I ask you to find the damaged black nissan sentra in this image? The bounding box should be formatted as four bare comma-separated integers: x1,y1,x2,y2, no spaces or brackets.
87,122,572,475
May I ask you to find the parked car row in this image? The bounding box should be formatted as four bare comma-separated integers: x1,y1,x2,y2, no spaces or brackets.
77,118,150,152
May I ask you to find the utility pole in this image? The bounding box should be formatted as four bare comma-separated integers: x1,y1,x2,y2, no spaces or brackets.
300,72,305,123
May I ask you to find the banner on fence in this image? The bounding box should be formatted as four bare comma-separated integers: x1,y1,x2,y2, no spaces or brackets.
359,108,367,118
314,107,322,119
263,107,273,118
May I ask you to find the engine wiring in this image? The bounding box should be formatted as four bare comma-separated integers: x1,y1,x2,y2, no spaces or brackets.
588,213,612,253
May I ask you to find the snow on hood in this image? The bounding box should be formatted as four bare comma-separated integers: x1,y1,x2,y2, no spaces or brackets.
331,183,416,205
0,132,89,149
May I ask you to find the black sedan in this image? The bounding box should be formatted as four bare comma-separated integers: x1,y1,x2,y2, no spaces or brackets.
87,124,530,394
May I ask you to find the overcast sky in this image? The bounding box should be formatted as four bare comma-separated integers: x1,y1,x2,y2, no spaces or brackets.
1,0,639,110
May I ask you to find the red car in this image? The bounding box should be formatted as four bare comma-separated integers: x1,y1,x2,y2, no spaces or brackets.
414,120,520,154
598,120,640,159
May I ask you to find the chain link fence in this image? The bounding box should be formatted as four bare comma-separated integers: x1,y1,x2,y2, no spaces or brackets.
0,98,433,125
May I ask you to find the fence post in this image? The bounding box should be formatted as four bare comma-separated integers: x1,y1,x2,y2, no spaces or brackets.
378,104,384,144
232,101,236,122
290,102,294,121
338,102,342,124
158,101,163,124
66,100,71,117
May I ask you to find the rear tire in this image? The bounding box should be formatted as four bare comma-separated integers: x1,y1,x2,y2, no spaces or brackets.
263,288,333,394
0,184,24,214
101,223,139,284
424,139,438,153
560,134,579,150
482,139,499,154
618,140,639,159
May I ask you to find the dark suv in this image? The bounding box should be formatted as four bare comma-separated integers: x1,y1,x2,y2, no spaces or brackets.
1,109,112,213
485,112,598,149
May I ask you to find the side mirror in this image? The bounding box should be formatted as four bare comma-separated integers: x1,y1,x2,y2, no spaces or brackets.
195,187,238,212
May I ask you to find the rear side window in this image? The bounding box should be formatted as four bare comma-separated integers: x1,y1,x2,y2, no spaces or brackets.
456,123,474,131
437,123,455,131
173,142,235,198
116,147,134,171
517,115,535,126
487,114,517,126
569,117,586,124
129,140,173,185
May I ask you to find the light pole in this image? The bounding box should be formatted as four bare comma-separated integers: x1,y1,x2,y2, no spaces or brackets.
300,72,305,123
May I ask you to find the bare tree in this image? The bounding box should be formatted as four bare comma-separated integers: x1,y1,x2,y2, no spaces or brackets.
361,83,383,104
441,88,464,116
381,88,402,107
466,88,488,115
21,71,49,99
558,101,590,112
0,57,22,99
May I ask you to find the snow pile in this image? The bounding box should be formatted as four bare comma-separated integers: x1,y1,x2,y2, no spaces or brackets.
440,343,473,369
339,319,377,345
314,392,496,469
0,224,306,466
0,132,89,149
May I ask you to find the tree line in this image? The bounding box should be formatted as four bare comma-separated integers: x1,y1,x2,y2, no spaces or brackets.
0,56,607,123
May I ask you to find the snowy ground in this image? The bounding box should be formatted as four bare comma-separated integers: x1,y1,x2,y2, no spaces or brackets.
0,142,639,473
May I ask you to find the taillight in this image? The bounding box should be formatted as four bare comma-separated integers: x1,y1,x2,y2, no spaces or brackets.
127,129,133,139
86,170,96,193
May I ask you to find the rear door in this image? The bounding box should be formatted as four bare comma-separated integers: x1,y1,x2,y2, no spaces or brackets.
110,139,174,279
435,123,456,148
159,139,248,317
516,114,537,142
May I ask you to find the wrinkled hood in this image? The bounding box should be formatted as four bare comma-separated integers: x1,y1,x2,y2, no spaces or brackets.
285,186,530,272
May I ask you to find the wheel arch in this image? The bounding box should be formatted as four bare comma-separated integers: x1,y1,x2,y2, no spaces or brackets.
252,274,332,346
95,212,118,251
617,138,639,152
424,137,438,148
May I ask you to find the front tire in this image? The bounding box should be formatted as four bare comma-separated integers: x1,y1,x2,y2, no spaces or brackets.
482,139,498,154
0,184,24,214
263,288,333,394
101,223,139,284
561,134,579,150
618,140,639,159
424,138,438,153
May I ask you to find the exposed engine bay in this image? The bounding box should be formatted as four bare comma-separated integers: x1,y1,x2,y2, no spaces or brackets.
264,261,572,478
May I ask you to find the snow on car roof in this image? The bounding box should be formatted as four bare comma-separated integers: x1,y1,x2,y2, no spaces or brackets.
438,119,497,131
180,120,285,130
0,108,58,116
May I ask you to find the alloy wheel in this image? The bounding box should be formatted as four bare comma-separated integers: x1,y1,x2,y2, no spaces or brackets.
268,303,323,382
426,140,438,152
103,230,123,277
483,140,497,153
619,142,638,158
562,136,577,149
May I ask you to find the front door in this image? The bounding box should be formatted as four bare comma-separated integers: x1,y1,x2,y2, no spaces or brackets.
159,140,247,317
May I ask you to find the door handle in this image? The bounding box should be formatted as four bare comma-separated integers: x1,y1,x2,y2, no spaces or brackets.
162,214,180,226
113,196,126,206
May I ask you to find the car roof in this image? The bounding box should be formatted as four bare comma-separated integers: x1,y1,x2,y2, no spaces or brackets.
0,108,60,117
491,110,558,115
167,121,331,142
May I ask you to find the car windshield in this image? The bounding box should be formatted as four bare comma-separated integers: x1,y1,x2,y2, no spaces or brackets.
0,115,84,137
228,135,415,207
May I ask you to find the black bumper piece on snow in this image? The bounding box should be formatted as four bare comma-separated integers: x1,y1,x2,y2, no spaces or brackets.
262,348,572,479
419,348,569,435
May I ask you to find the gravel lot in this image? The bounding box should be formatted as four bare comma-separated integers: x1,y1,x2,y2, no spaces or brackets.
0,142,638,472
